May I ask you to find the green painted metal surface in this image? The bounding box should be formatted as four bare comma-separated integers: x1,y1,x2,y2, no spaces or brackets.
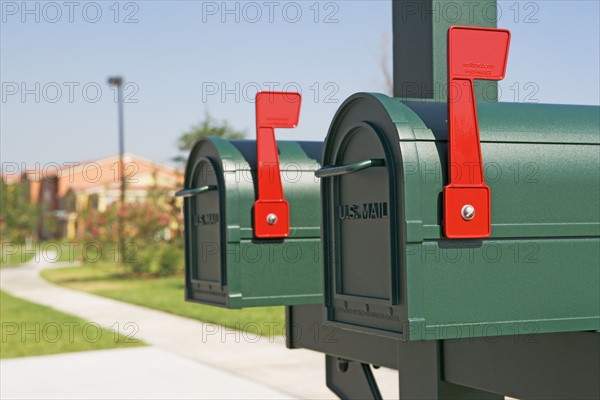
393,0,498,101
321,93,600,340
182,137,323,308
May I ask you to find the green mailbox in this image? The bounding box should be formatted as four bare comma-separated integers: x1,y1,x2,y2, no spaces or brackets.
179,92,323,308
318,27,599,340
318,91,600,340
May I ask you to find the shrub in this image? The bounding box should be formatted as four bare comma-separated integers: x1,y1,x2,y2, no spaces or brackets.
157,243,184,276
127,248,155,276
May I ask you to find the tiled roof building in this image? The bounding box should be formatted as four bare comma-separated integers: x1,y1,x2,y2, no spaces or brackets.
15,154,182,239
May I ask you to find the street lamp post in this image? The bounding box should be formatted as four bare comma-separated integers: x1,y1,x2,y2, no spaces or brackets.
108,76,125,262
108,76,125,203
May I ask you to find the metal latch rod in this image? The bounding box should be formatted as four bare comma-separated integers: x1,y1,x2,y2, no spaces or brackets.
315,159,385,178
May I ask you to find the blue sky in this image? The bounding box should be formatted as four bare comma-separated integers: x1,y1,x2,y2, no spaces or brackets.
1,1,599,170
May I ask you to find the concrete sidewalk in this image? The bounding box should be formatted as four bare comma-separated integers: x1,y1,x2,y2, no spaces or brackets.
1,347,293,399
0,254,399,399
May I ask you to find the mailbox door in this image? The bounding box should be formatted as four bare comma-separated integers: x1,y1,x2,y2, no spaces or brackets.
185,155,228,306
321,94,412,336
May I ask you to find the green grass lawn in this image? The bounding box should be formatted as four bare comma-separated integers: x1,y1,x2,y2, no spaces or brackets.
42,264,286,337
1,243,35,267
1,241,83,268
0,240,101,268
0,290,145,359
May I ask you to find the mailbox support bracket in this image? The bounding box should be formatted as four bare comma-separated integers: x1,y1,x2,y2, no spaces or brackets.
325,355,382,400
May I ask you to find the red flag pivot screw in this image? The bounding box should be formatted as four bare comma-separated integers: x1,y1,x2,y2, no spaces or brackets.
443,26,511,239
266,213,278,225
253,91,302,239
461,205,475,221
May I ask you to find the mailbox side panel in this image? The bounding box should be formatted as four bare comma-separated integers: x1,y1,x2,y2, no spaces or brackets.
402,102,600,339
406,136,600,340
225,141,323,308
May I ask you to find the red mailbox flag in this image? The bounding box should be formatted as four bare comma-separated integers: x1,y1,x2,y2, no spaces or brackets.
444,26,511,239
254,91,302,238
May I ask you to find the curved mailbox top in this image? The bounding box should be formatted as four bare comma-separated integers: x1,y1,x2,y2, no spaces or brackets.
183,137,323,240
321,93,600,242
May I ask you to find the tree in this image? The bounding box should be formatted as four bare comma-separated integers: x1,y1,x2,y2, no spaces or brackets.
0,179,39,243
173,112,245,164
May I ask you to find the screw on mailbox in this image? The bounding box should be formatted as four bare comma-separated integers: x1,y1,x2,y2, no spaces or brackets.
461,205,475,221
266,213,278,225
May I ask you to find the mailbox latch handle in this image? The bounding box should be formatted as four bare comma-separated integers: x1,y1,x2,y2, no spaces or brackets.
254,91,302,238
443,26,510,239
315,159,385,178
175,185,217,198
